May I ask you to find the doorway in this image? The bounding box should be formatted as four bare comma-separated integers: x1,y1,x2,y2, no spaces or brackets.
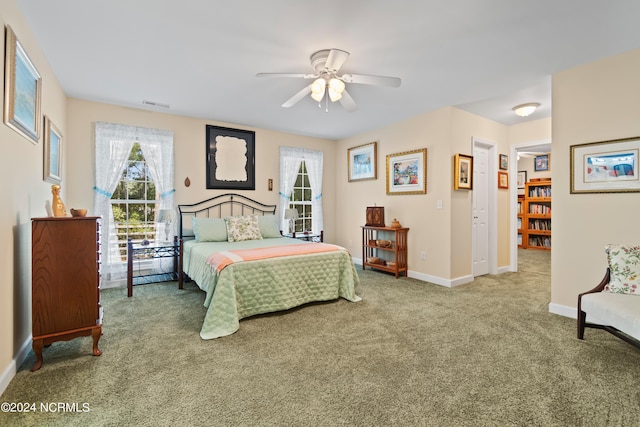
509,140,552,272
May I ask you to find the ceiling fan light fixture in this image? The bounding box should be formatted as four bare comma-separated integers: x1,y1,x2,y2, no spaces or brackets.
310,78,326,102
512,103,540,117
328,78,345,102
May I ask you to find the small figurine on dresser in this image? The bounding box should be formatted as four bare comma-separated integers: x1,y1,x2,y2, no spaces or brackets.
51,184,67,217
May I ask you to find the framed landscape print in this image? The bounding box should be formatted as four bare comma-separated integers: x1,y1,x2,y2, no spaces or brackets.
570,136,640,193
453,153,473,190
499,154,508,170
347,141,377,182
3,25,42,143
386,148,427,195
206,125,255,190
43,116,62,184
534,154,550,171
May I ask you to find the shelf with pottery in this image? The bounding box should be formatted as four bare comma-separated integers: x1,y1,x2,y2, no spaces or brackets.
361,218,409,278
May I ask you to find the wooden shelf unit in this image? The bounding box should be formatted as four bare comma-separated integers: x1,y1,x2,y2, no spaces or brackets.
517,195,525,248
31,217,102,371
523,180,551,251
361,225,409,278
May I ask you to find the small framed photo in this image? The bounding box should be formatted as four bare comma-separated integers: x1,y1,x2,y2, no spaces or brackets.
517,171,527,189
347,141,377,182
3,25,42,144
453,153,473,190
570,136,640,193
498,171,509,189
534,154,550,171
386,148,427,195
499,154,508,170
43,116,62,184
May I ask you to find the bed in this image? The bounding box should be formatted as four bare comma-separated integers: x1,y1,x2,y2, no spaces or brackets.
178,193,361,339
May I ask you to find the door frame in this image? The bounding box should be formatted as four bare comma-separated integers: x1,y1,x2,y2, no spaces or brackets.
509,139,552,271
472,137,498,276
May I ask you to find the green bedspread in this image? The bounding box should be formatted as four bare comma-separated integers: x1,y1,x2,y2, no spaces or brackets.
183,238,361,339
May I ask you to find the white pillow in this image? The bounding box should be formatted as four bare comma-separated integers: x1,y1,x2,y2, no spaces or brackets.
225,215,263,242
258,215,282,238
192,217,228,242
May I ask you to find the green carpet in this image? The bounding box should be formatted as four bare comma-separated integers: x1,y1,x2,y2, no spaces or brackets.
1,249,639,426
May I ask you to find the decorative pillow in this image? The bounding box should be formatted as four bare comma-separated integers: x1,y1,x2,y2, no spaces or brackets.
258,215,282,238
605,244,640,295
225,215,263,242
192,217,228,242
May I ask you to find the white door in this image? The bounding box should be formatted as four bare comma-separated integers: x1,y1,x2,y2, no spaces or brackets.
473,145,489,276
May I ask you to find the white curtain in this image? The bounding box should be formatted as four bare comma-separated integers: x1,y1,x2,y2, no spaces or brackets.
279,146,323,233
93,122,174,282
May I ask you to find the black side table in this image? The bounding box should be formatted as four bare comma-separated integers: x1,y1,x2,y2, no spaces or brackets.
127,236,183,297
283,230,324,243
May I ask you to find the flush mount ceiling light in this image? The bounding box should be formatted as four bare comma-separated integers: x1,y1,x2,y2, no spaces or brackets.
512,103,540,117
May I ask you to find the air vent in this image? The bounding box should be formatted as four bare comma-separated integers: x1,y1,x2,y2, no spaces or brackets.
142,100,170,109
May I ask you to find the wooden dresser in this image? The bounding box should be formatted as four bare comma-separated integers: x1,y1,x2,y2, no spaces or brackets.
31,217,102,371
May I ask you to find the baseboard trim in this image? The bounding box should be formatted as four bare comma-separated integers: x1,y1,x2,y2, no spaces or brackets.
0,336,32,396
353,257,470,288
549,302,576,319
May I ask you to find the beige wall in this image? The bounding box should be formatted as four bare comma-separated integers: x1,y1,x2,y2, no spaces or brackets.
65,99,337,238
335,106,510,283
0,0,68,385
551,48,640,312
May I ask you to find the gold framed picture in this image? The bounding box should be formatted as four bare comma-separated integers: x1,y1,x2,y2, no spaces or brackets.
453,153,473,190
348,141,377,182
386,148,427,195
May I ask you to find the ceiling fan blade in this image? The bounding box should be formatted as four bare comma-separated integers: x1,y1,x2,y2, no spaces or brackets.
339,89,358,112
256,72,317,79
282,85,312,108
341,73,401,87
324,49,350,73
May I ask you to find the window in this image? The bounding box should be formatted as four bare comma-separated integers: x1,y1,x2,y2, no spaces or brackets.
94,122,174,283
288,161,312,232
279,147,324,235
110,143,159,260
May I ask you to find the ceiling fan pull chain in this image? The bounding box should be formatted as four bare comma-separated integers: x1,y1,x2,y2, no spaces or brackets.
325,91,329,113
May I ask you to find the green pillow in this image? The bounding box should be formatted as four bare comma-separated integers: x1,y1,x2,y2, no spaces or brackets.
192,217,228,242
258,215,282,238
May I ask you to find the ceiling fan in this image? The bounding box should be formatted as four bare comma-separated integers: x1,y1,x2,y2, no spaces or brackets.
256,48,401,112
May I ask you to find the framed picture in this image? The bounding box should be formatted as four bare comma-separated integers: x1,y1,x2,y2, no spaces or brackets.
499,154,508,170
534,154,550,171
517,171,527,189
386,148,427,195
206,125,255,190
453,153,473,190
347,141,377,182
498,171,509,189
3,25,42,144
570,136,640,193
43,116,62,184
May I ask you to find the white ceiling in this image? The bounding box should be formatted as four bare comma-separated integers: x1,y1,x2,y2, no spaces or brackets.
15,0,640,140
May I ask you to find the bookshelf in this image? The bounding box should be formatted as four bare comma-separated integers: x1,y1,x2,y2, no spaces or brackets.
523,180,551,250
517,195,525,248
